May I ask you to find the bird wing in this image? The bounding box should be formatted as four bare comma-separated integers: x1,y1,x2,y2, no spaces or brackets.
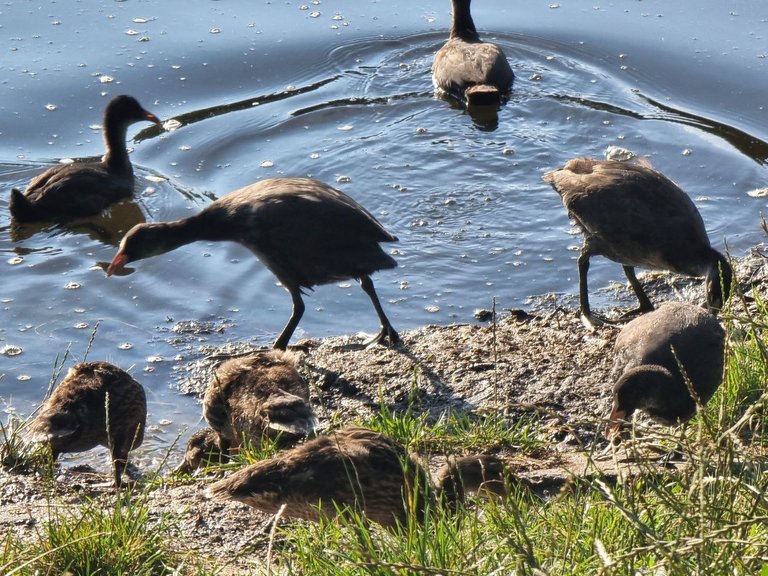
23,163,133,215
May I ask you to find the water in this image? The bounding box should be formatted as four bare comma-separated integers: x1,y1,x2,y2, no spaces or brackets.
1,0,767,470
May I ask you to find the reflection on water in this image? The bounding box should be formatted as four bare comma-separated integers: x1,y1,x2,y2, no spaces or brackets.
10,200,146,246
552,92,768,166
0,0,766,471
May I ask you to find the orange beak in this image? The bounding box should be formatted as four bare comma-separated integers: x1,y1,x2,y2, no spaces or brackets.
145,111,161,124
107,252,128,277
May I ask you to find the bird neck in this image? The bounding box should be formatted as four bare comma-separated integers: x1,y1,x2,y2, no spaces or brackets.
151,213,227,254
102,115,132,174
450,0,480,42
705,251,733,312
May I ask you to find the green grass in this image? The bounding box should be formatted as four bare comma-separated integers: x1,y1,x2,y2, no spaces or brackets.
0,489,185,576
3,290,768,575
271,292,768,575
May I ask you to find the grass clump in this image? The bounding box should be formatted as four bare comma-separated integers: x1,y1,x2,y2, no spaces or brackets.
360,401,543,456
0,489,184,576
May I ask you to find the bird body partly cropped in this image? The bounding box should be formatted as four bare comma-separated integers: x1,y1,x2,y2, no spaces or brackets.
543,157,732,325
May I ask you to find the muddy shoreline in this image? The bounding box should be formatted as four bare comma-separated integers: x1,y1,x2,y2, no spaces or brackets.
2,247,766,572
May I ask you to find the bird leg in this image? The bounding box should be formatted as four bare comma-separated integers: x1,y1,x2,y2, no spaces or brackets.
577,251,612,330
359,275,400,347
112,444,129,488
621,265,654,318
273,287,306,350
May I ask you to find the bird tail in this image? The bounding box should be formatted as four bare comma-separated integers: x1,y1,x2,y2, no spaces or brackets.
465,85,502,107
206,459,282,503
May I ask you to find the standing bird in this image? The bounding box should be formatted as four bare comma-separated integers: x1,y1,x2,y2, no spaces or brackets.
107,178,400,350
27,361,146,487
10,95,161,222
432,0,514,107
607,301,725,437
207,427,512,527
203,350,317,455
543,158,732,328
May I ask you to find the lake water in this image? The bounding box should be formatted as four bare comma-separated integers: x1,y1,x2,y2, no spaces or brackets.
1,0,767,471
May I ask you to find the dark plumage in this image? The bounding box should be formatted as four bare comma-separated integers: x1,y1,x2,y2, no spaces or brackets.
107,178,400,350
175,427,228,474
10,95,161,222
543,158,733,327
203,350,317,454
28,361,146,486
207,427,512,527
434,454,511,505
432,0,514,106
607,301,725,436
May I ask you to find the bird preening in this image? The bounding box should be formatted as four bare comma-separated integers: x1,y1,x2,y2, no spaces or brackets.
27,361,147,487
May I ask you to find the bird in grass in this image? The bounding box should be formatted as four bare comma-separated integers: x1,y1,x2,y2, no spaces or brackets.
607,301,725,438
207,427,516,527
202,350,317,455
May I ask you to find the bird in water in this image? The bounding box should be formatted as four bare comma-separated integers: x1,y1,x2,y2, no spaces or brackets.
432,0,514,107
543,157,733,329
202,350,317,455
107,178,400,350
27,361,146,487
607,301,725,438
207,426,514,527
10,95,161,222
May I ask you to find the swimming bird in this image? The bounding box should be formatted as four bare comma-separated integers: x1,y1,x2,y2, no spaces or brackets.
28,361,146,486
432,0,514,106
10,95,161,222
207,427,512,527
543,158,733,328
607,301,725,437
107,178,400,350
203,350,317,454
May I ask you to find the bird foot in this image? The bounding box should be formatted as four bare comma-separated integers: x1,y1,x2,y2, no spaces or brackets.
579,312,617,331
363,326,401,349
618,305,653,321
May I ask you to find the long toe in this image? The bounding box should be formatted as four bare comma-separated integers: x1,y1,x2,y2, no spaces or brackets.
579,311,624,331
364,325,401,348
619,304,655,320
